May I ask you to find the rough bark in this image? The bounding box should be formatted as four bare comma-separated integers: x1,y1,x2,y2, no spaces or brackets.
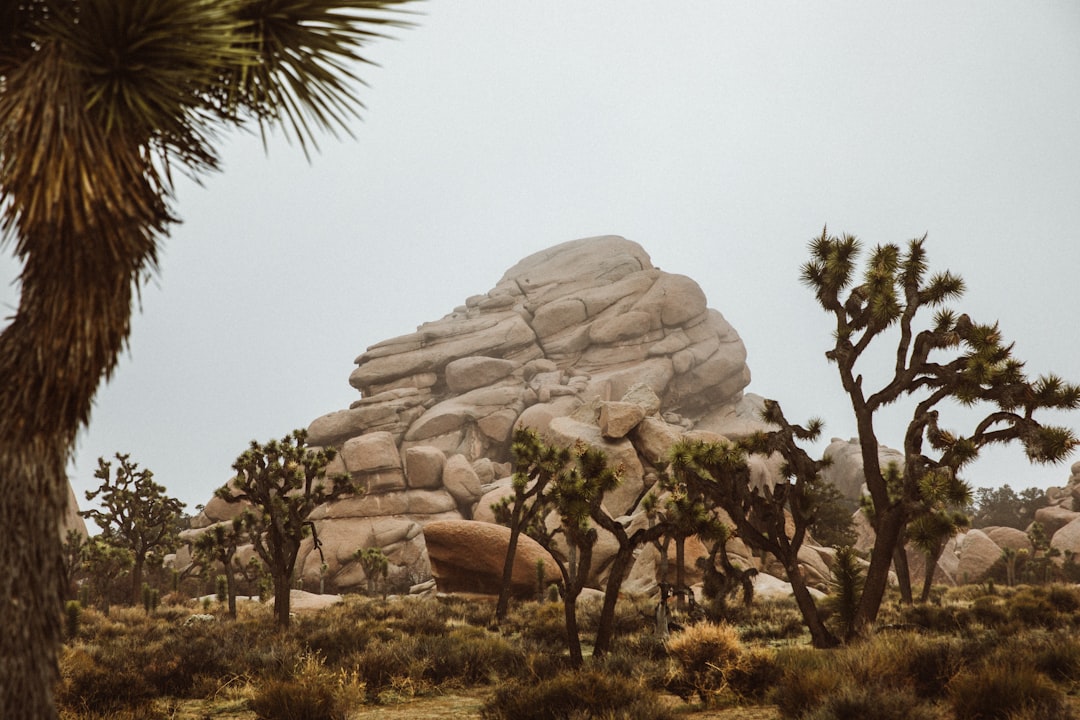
0,445,68,720
785,561,838,648
0,212,147,718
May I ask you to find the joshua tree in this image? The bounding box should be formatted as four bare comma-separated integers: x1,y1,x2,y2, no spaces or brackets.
192,517,247,618
219,429,357,628
492,428,571,621
669,400,840,648
80,537,134,616
0,2,414,714
354,547,389,598
801,229,1079,634
81,454,184,604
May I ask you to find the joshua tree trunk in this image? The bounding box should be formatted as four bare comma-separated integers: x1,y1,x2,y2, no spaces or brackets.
853,504,906,636
272,568,293,628
0,231,147,718
919,542,945,604
893,541,913,605
495,501,525,621
0,446,69,720
785,560,838,648
593,545,637,657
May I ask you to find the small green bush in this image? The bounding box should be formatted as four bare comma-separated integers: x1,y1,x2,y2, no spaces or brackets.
479,669,675,720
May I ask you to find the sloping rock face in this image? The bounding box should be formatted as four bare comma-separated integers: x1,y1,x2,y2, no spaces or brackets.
310,236,753,458
290,236,766,594
183,237,784,596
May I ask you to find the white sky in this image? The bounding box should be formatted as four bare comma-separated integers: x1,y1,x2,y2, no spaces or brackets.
3,1,1079,522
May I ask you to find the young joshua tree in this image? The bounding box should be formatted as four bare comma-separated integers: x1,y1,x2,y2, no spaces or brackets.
81,454,184,605
192,516,247,618
801,229,1079,634
219,429,357,628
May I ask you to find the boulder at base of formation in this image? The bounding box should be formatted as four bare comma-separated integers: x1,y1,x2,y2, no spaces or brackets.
422,520,561,597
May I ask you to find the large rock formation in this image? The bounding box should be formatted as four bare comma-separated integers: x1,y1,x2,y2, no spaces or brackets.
248,235,768,595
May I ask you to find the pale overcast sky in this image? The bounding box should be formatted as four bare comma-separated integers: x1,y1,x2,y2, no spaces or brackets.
3,2,1079,521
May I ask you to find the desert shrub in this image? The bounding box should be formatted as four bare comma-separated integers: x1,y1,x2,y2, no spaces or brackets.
390,598,448,635
902,602,971,633
969,595,1010,627
771,649,843,719
665,621,744,704
949,663,1067,720
504,600,568,649
1032,635,1080,682
732,598,807,642
416,626,526,685
299,620,375,664
802,684,939,720
479,669,675,720
1045,584,1080,613
349,637,416,697
1007,589,1059,628
57,646,156,714
250,678,338,720
725,647,783,702
901,635,962,698
249,652,363,720
438,593,496,627
579,593,654,638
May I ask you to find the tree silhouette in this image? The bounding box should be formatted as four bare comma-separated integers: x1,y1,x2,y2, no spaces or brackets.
492,428,570,621
801,229,1079,633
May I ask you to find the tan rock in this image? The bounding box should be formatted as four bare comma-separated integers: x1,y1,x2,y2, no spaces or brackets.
545,416,646,516
1050,516,1080,557
630,416,684,465
341,432,402,474
1035,505,1080,536
599,401,646,439
423,520,561,597
445,356,518,394
955,530,1002,584
282,590,343,613
443,454,484,514
819,436,905,502
473,479,515,524
983,526,1033,552
404,446,446,489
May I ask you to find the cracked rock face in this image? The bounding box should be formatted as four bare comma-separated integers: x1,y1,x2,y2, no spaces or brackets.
188,236,768,596
309,235,754,461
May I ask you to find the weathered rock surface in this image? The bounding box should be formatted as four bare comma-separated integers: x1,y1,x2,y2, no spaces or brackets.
820,438,905,501
423,520,561,597
183,236,888,599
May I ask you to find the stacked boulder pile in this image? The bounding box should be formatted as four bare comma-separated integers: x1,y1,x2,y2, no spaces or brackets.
185,236,781,597
182,235,1074,600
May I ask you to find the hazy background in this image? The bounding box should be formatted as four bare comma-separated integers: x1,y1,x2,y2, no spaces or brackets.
3,2,1078,522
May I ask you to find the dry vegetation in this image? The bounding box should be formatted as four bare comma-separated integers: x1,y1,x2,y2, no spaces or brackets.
56,584,1080,720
